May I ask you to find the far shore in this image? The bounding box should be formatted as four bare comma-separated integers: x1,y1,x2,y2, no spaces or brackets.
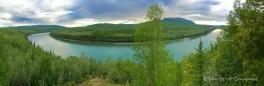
48,28,218,45
49,35,194,45
49,35,135,45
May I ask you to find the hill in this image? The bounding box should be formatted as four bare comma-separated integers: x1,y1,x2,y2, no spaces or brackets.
50,22,213,43
161,18,196,24
4,25,65,35
4,25,65,29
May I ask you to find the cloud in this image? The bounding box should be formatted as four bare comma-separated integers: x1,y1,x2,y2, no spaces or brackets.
62,18,144,27
0,0,75,26
0,0,236,27
163,0,233,25
67,0,153,20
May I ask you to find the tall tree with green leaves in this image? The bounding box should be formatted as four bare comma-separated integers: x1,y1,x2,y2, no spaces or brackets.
132,3,170,86
215,0,264,85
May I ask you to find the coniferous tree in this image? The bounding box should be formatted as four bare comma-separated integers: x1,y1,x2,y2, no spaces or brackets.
194,39,205,85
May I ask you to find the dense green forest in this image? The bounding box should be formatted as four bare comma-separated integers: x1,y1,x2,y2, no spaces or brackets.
1,0,264,86
3,25,65,36
49,22,214,42
0,29,136,85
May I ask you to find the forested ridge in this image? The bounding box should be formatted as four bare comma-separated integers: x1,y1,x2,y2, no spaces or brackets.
161,18,196,24
49,22,214,43
1,0,264,86
3,25,65,36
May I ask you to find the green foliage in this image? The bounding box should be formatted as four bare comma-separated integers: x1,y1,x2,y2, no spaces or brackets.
193,39,205,85
157,61,180,86
49,22,213,43
180,56,194,86
1,0,263,86
202,0,264,85
212,0,264,85
132,3,173,86
50,24,136,42
0,29,136,85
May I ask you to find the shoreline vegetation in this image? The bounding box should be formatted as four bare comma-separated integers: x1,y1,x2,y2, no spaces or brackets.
1,1,264,85
49,34,134,45
49,23,217,44
48,28,217,45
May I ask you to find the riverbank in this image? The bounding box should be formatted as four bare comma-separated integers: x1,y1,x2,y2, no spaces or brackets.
49,28,218,45
49,34,135,45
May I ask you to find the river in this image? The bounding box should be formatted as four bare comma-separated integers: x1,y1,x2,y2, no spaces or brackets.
28,29,222,61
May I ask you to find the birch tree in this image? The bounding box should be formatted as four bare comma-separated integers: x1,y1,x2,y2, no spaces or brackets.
132,3,170,86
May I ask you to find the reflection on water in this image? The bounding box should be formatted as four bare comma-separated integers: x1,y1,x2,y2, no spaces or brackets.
28,29,222,61
212,29,223,33
166,29,222,61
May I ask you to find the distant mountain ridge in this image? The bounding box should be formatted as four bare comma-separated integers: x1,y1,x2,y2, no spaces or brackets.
3,25,66,35
161,18,196,24
4,25,65,29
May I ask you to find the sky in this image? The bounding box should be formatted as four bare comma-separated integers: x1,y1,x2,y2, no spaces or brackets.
0,0,238,27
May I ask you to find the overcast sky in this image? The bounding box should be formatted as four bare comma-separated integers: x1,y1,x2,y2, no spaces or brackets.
0,0,238,27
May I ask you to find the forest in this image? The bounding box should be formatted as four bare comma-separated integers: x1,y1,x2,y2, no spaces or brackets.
3,25,65,36
49,22,214,42
0,0,264,86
